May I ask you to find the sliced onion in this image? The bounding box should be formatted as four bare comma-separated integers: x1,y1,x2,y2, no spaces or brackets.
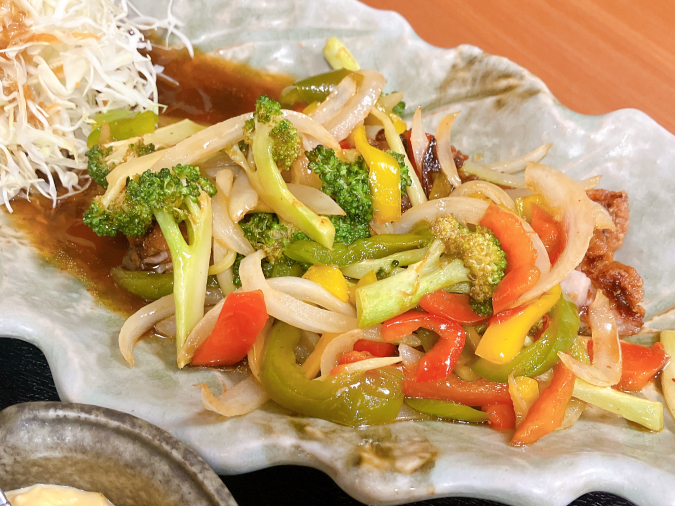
240,251,357,333
579,175,602,191
435,111,462,187
377,91,404,113
212,170,254,255
290,152,322,189
450,180,516,210
555,399,586,431
410,107,429,179
461,162,527,188
399,343,424,369
483,144,552,174
559,291,622,387
391,196,489,234
309,74,358,125
209,248,237,276
119,294,175,366
395,402,428,421
368,107,426,206
283,109,343,153
319,327,382,376
323,70,386,142
590,201,615,230
660,330,675,422
229,170,259,223
149,113,251,172
560,269,591,308
332,356,402,375
214,241,237,296
248,319,274,382
198,375,269,417
266,277,356,317
512,162,596,306
286,183,346,216
177,298,225,368
154,315,176,338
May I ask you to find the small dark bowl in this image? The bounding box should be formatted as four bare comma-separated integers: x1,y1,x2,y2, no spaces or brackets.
0,402,237,506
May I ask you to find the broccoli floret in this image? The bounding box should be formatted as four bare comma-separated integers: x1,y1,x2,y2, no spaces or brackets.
83,164,216,364
86,141,156,189
86,145,114,188
388,150,412,197
232,215,307,288
470,297,493,317
431,214,507,303
242,95,301,171
240,213,296,264
127,140,156,158
391,101,405,117
306,145,373,244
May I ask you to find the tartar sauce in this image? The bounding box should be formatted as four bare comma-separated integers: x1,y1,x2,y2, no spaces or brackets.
6,485,114,506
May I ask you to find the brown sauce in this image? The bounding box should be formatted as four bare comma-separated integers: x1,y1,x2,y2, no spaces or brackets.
6,46,295,314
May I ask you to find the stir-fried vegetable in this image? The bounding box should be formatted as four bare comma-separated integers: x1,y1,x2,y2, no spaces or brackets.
87,36,668,446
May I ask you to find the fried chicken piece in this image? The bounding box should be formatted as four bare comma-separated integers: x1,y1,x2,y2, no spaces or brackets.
126,222,172,272
579,189,644,335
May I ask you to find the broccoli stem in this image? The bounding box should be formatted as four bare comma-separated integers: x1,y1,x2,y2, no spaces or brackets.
355,241,470,328
154,194,213,366
251,122,336,249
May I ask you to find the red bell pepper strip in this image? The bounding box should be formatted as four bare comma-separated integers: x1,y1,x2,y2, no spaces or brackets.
588,340,669,392
530,204,564,264
419,291,488,325
382,310,465,382
480,203,541,313
403,371,512,406
353,339,397,357
482,403,516,431
510,362,575,446
191,290,269,366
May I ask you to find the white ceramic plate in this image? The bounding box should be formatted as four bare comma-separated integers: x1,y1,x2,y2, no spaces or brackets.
2,1,675,504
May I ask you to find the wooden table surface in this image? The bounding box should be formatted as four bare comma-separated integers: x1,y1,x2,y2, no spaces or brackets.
360,0,674,134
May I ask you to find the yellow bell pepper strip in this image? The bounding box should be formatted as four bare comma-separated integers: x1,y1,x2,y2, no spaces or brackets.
302,265,350,302
252,120,335,249
475,285,562,365
260,322,403,426
353,125,401,224
660,330,675,422
301,332,340,379
470,295,563,382
508,375,540,427
405,398,489,423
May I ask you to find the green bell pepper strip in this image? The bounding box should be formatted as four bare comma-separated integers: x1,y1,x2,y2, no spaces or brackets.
259,321,404,426
279,69,355,107
471,296,580,382
405,398,489,423
284,223,433,267
111,267,219,300
87,110,158,148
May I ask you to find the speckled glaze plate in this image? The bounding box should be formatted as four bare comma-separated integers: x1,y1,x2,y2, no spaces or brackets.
2,1,675,505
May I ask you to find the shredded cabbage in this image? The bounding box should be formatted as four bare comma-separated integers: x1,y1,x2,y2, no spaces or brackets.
0,0,190,209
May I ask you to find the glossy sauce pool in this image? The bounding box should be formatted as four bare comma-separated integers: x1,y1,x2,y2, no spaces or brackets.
6,47,294,315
